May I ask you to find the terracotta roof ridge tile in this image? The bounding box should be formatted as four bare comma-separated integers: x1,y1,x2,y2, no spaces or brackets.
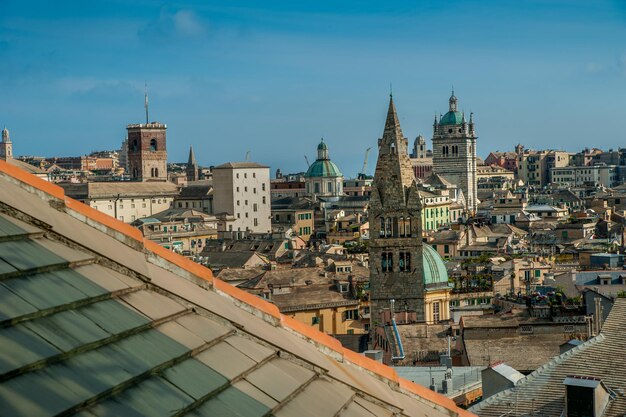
0,159,66,200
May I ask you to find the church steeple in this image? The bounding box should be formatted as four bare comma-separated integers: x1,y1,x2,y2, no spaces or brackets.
369,95,425,329
186,145,199,182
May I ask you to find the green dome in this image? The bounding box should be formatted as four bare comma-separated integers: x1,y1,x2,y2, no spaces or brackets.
422,245,451,289
317,140,328,150
305,160,343,178
439,111,464,125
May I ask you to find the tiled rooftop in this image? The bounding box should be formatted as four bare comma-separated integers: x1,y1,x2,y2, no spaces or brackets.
471,298,626,416
0,160,474,417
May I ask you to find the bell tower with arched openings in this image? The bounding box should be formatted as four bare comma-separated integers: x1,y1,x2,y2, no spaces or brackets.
126,122,168,182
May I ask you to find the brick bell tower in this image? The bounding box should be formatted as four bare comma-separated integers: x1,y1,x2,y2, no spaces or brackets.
126,85,168,182
369,95,424,329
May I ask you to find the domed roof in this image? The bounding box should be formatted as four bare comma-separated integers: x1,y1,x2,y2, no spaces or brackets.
305,159,343,178
317,139,328,150
422,245,451,288
439,111,463,125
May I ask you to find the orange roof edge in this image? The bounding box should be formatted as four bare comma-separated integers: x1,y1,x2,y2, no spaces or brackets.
143,239,214,285
398,378,470,415
213,278,281,320
0,159,66,200
280,315,344,354
64,198,144,243
342,346,399,383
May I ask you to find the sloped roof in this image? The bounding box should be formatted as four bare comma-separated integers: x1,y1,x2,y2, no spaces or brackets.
471,299,626,417
61,181,179,198
0,160,474,417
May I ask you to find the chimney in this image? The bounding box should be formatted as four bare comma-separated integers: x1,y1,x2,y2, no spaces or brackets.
563,376,611,417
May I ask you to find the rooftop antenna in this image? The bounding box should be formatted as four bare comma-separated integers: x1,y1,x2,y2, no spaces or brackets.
144,81,149,124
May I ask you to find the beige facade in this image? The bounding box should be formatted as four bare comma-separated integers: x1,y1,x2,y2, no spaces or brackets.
284,304,367,335
212,162,271,238
518,150,570,187
61,182,179,223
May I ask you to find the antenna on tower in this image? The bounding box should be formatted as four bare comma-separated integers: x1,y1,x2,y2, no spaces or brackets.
144,81,149,124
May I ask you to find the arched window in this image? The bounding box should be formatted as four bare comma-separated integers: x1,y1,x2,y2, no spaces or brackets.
380,217,385,237
385,218,392,238
390,142,396,154
399,216,405,237
131,140,138,151
150,138,157,151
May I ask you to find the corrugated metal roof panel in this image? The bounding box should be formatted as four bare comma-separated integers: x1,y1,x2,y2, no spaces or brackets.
225,335,275,363
195,341,255,380
94,377,193,417
245,358,316,402
190,386,271,417
156,320,206,350
36,239,94,264
0,213,28,237
0,285,37,321
0,326,60,375
74,263,142,292
0,258,17,275
232,379,279,409
2,271,96,310
120,290,187,320
78,299,150,334
162,358,228,400
273,378,353,417
23,309,111,353
0,239,66,271
175,314,231,344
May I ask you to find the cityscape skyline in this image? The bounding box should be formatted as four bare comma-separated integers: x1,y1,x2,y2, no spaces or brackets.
2,0,626,176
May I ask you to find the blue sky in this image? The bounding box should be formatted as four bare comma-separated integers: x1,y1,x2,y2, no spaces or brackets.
1,1,626,177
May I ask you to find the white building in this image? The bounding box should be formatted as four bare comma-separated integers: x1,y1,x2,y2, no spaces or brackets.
552,164,619,188
212,162,271,238
61,182,179,223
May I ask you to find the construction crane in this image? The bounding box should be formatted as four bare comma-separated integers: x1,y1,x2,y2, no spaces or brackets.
359,147,372,179
304,155,310,168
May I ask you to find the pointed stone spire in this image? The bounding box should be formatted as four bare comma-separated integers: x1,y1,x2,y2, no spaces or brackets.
381,95,407,156
373,95,418,203
1,126,9,142
462,111,466,124
187,146,197,166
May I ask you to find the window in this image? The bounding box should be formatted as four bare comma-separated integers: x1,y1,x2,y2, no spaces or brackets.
237,200,240,206
245,212,249,218
327,182,332,193
142,203,146,208
237,187,240,192
399,252,411,272
236,173,239,179
253,203,258,212
535,270,541,278
444,245,449,254
343,309,358,321
237,213,241,219
382,252,393,272
253,188,257,194
244,173,247,178
245,200,248,205
245,186,248,192
433,302,440,322
119,204,124,209
262,196,266,204
254,218,258,226
312,316,320,325
253,172,256,178
150,138,157,151
262,183,266,191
